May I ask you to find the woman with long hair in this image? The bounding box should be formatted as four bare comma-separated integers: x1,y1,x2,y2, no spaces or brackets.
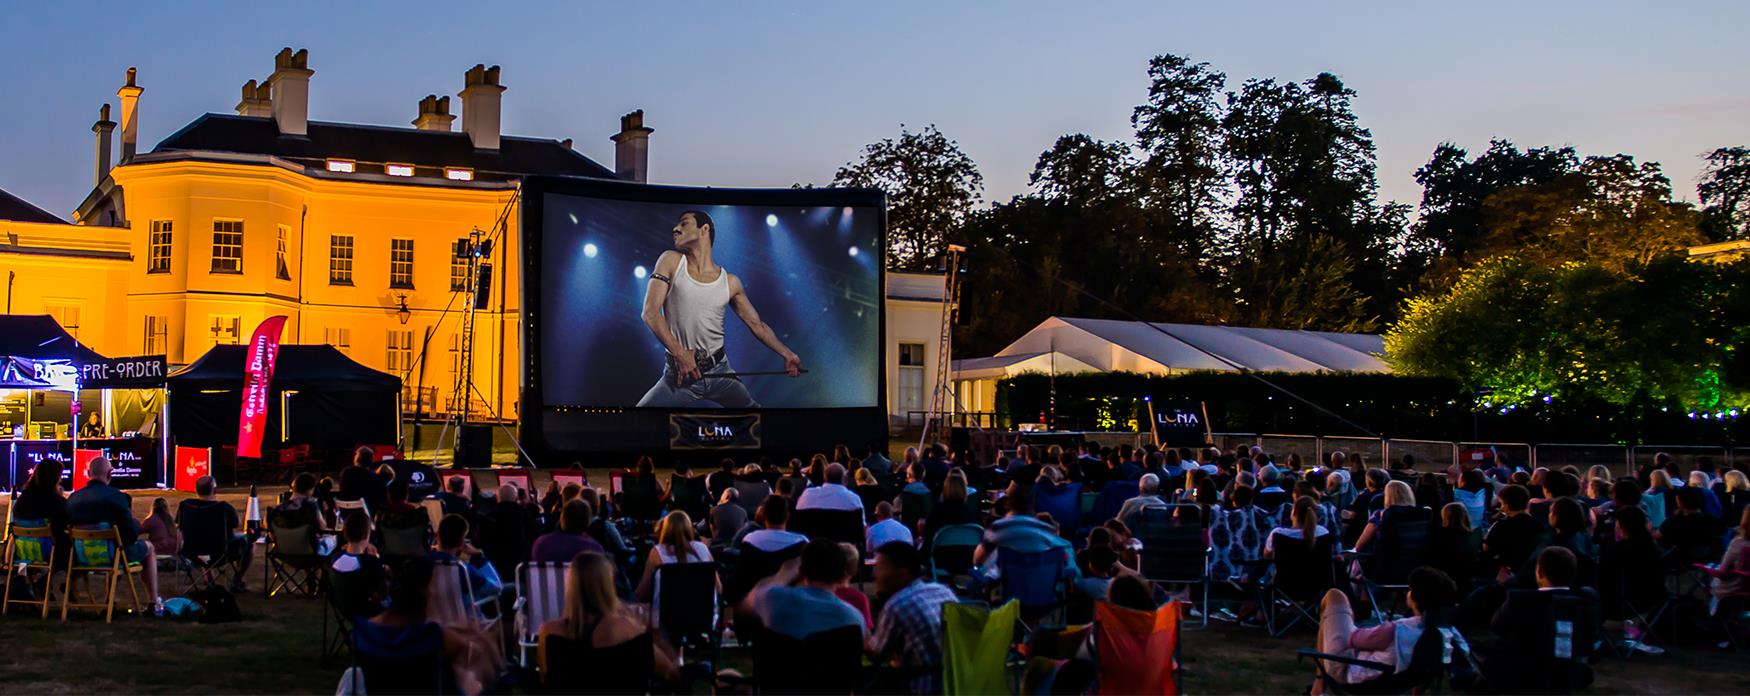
542,553,680,691
1720,470,1750,519
636,511,717,602
12,460,71,565
1429,501,1482,591
1264,495,1331,559
1352,481,1425,553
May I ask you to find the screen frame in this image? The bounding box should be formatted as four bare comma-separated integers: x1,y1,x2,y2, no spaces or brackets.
518,175,889,457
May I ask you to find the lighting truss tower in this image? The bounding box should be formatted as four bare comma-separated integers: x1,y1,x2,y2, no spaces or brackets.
446,228,487,461
920,243,966,449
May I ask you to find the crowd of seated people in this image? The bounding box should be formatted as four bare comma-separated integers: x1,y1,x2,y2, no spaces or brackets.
218,437,1750,695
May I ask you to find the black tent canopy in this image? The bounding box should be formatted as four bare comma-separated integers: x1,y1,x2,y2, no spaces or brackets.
0,315,108,363
167,345,400,450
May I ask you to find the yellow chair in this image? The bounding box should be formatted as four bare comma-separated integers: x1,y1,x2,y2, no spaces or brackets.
3,521,59,618
62,525,146,622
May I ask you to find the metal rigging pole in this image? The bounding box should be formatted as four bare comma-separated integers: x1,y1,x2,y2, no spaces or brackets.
920,243,965,449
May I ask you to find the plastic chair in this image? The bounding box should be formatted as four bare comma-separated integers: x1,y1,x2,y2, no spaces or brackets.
1093,600,1185,695
3,520,58,618
930,524,985,585
513,561,569,666
63,525,145,622
944,599,1021,695
264,510,326,598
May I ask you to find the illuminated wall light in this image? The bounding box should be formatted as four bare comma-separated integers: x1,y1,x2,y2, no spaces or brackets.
325,159,356,173
444,167,474,181
385,164,415,177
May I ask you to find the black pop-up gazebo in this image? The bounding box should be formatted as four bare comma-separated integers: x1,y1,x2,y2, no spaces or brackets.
166,345,401,460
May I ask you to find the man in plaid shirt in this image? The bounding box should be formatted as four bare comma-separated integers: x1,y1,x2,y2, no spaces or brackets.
868,541,958,694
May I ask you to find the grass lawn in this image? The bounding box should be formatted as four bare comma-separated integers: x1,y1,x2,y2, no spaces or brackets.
3,489,1746,694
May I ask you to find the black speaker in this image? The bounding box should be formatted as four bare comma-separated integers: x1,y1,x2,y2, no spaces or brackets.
455,424,492,468
474,264,493,309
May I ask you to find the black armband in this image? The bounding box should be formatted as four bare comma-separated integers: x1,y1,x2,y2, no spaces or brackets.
650,272,672,284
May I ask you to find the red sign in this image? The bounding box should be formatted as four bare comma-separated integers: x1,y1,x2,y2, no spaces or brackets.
72,448,102,490
176,446,211,492
236,316,289,459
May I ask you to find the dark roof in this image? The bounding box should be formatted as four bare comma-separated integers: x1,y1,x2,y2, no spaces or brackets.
167,344,400,393
153,113,616,181
0,315,108,362
0,187,67,224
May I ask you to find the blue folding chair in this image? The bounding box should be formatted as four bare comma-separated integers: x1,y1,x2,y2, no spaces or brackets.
929,524,984,588
997,546,1068,626
1034,482,1083,536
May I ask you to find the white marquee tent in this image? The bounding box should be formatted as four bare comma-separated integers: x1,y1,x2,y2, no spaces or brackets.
950,316,1388,415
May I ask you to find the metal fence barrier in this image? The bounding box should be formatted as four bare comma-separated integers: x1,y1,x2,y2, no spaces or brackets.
1628,445,1732,481
1385,439,1457,472
1532,443,1632,477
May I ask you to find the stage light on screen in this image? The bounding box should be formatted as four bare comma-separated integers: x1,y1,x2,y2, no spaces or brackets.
766,214,778,227
568,213,579,225
847,246,859,257
583,243,598,258
634,265,647,279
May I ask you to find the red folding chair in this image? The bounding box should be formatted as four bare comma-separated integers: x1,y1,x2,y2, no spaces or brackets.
497,468,533,494
551,469,588,491
1093,600,1185,695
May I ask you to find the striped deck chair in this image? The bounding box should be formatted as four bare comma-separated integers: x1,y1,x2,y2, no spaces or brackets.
64,525,146,623
3,520,58,618
514,561,569,666
427,559,497,632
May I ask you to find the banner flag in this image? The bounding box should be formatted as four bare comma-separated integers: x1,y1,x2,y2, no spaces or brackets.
175,446,211,492
236,316,289,459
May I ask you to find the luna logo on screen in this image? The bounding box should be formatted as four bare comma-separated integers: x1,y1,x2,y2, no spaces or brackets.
537,186,882,410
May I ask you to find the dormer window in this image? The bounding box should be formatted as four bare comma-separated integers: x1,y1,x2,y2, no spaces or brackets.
385,164,415,177
445,167,475,181
325,159,356,173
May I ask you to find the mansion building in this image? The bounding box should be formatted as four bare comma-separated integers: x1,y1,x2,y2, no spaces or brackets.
0,49,948,430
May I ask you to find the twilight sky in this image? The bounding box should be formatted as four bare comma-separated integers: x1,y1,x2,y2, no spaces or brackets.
2,1,1745,218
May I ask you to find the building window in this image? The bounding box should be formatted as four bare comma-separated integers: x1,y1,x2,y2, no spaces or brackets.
390,239,415,289
45,304,81,339
450,238,470,291
325,159,356,173
147,220,173,273
209,315,241,345
325,327,352,355
329,235,354,285
275,225,291,280
143,315,168,354
210,220,243,273
386,330,414,375
385,164,414,177
898,342,926,416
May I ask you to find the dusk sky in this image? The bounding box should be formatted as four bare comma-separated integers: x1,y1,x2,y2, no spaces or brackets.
3,2,1746,218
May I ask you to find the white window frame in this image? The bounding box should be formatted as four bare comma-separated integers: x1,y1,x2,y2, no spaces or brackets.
389,238,415,289
329,234,354,285
210,219,243,273
147,220,173,273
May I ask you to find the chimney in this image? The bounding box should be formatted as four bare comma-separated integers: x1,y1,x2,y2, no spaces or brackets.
116,67,143,163
413,95,455,132
459,64,504,150
268,48,313,137
93,104,116,185
235,79,272,117
611,110,654,183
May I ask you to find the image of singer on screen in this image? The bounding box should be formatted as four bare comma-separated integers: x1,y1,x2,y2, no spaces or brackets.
636,210,803,407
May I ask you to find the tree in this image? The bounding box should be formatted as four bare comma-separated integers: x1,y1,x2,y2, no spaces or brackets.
1478,154,1702,271
1028,134,1134,207
1131,53,1228,261
1698,146,1750,241
1409,139,1579,261
832,125,983,271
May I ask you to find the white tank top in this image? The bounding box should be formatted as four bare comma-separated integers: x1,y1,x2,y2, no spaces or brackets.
666,255,730,355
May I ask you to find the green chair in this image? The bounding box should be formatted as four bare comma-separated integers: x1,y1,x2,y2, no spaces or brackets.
944,599,1020,695
3,520,58,618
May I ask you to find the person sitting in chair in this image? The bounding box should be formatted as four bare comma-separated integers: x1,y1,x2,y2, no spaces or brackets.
1481,546,1599,691
68,456,165,612
429,514,503,606
530,500,606,564
176,475,254,593
1310,567,1466,693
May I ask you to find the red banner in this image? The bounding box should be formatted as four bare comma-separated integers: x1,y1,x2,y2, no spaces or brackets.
176,446,211,492
73,448,102,490
236,315,289,459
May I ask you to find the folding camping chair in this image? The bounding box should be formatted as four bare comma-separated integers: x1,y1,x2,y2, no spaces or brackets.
429,558,498,631
1034,482,1083,534
3,520,59,618
997,546,1069,627
496,468,534,495
323,558,382,666
550,469,587,491
264,510,326,598
1092,599,1185,695
944,599,1021,696
790,508,867,556
899,487,934,532
179,501,248,592
420,499,445,536
63,525,146,622
1134,505,1212,627
333,498,371,522
1261,533,1337,636
747,622,867,695
654,561,723,666
513,561,569,666
1351,515,1432,623
376,509,432,566
930,524,984,589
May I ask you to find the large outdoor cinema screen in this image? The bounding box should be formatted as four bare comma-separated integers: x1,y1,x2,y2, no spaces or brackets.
520,177,887,454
